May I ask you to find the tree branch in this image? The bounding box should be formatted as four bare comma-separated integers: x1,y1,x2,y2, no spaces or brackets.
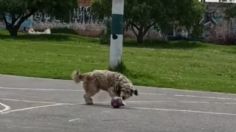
13,15,23,26
11,13,16,24
15,10,36,29
131,25,138,37
2,13,9,26
143,22,156,36
130,22,140,30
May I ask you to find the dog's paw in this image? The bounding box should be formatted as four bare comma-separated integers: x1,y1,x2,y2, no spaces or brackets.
84,95,93,105
121,100,126,106
85,102,94,105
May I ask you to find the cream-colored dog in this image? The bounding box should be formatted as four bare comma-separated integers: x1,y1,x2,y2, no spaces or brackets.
71,70,138,105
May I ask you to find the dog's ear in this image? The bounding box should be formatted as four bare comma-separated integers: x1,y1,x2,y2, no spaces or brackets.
134,89,138,96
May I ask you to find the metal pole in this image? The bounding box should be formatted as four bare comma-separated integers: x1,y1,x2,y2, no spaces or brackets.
109,0,124,70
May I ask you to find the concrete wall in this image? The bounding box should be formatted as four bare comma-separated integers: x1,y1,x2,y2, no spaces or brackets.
202,2,236,43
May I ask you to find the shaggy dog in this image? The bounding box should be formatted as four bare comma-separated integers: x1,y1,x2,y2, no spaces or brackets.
71,70,138,105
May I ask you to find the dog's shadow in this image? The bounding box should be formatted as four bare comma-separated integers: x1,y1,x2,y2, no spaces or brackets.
80,103,136,110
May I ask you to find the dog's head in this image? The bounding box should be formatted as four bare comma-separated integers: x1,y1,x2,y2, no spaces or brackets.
120,84,138,100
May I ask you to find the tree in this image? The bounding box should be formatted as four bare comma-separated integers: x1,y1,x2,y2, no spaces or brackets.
223,3,236,43
92,0,165,43
91,0,111,20
91,0,204,43
166,0,205,38
125,0,165,43
91,0,112,44
0,0,77,37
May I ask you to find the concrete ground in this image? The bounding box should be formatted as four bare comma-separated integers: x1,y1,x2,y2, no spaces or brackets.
0,74,236,132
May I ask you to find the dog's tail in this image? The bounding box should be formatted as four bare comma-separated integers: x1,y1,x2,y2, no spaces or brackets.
71,70,85,83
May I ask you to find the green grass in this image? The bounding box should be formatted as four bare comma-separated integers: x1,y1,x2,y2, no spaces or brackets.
0,29,236,93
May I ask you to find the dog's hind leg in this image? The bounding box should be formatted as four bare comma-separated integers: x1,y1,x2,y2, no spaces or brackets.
83,82,100,105
83,94,94,105
84,88,100,105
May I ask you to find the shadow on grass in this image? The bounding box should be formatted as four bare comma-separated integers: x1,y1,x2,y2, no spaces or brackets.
123,40,206,50
0,29,101,44
51,28,78,35
0,33,73,42
111,62,156,81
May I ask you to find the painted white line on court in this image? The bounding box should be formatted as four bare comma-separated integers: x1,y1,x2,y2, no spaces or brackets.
141,93,167,96
0,86,83,92
136,86,236,96
69,118,81,122
0,97,58,104
0,102,11,113
174,94,236,101
132,107,236,116
225,102,236,105
128,100,209,104
137,92,236,101
1,86,236,102
1,103,74,114
127,100,236,105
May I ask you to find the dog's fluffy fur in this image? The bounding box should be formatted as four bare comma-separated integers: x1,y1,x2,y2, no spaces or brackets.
71,70,138,105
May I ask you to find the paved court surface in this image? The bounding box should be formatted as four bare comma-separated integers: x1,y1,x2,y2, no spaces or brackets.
0,74,236,132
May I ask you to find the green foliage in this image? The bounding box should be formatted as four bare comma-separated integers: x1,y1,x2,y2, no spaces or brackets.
0,0,77,37
100,19,111,44
44,0,77,21
225,4,236,19
168,0,204,29
91,0,205,43
191,23,204,40
91,0,111,20
0,0,77,18
157,0,205,37
125,0,164,43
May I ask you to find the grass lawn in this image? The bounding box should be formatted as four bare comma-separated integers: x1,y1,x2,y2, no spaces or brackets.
0,29,236,93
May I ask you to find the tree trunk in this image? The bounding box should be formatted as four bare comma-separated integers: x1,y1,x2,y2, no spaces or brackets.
137,34,144,43
131,23,154,44
6,25,19,38
2,10,35,38
137,29,144,43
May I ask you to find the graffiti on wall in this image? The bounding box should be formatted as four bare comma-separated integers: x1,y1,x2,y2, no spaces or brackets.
33,12,52,23
32,7,97,24
201,5,224,29
200,4,227,41
72,7,97,24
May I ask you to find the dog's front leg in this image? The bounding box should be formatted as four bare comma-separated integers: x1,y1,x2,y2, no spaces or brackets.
108,87,126,106
107,87,117,99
